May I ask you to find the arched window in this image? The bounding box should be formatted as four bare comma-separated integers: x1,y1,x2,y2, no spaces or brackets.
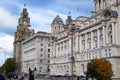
87,32,91,49
108,25,112,44
93,30,98,48
99,27,103,46
82,34,85,50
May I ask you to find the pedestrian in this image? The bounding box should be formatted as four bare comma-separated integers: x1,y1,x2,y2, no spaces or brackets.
28,68,35,80
29,70,34,80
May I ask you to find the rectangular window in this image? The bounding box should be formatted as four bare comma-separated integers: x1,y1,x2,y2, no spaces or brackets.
40,59,42,63
48,44,50,47
41,43,43,46
48,49,50,52
41,48,43,52
48,60,50,63
81,34,85,50
40,54,42,57
87,32,91,49
41,38,43,41
95,39,97,48
48,54,50,58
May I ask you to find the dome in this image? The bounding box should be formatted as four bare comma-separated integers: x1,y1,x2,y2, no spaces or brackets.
53,15,63,22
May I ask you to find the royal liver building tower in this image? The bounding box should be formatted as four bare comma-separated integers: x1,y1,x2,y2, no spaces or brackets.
14,7,34,72
50,0,120,79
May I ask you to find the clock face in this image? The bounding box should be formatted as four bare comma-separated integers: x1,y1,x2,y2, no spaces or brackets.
24,21,27,25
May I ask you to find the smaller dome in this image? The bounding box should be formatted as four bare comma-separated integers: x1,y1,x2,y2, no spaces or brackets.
53,15,63,22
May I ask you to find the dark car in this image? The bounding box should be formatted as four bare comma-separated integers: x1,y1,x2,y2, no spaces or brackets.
0,74,5,80
77,75,86,80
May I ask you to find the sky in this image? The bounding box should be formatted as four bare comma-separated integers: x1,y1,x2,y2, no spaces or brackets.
0,0,94,66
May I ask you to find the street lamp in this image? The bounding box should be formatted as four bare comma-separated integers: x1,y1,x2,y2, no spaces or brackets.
67,24,79,80
0,47,6,73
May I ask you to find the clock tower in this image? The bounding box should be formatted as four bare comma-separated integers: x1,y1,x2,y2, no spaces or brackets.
14,7,34,72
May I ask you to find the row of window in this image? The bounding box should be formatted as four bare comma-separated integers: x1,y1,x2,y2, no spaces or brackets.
40,48,50,52
81,26,112,50
40,43,50,47
40,59,50,63
81,49,111,60
40,54,50,58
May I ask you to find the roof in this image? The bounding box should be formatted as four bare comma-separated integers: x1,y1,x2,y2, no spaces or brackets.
53,15,63,22
108,9,118,17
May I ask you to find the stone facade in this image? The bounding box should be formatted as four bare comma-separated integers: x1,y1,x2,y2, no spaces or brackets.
22,31,50,74
50,0,120,79
14,7,34,72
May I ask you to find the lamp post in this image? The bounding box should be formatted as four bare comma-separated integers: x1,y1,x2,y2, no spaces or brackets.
67,24,79,80
0,47,6,73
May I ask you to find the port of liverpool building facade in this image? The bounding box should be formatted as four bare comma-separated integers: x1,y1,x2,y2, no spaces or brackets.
50,0,120,79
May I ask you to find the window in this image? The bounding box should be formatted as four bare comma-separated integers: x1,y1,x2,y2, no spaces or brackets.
93,30,98,48
64,45,67,49
109,49,111,57
99,28,103,46
105,50,107,57
58,47,60,51
87,32,91,49
48,60,50,63
41,43,43,46
99,51,101,58
40,59,42,63
48,49,50,52
82,40,85,50
41,48,43,52
93,30,97,36
48,44,50,47
41,38,43,41
48,54,50,58
40,54,42,57
108,25,112,44
95,38,97,48
61,46,63,50
82,34,85,50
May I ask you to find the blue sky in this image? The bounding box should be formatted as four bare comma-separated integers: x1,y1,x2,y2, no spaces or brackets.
0,0,94,66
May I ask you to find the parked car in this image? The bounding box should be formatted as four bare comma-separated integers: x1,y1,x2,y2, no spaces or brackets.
0,74,5,80
77,75,86,80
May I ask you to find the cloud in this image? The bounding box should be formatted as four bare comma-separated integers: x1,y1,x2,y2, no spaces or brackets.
0,6,18,35
0,34,14,57
28,7,67,33
0,34,14,66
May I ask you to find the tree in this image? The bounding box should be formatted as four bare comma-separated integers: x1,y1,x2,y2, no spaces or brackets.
86,58,113,80
0,58,16,73
5,58,16,73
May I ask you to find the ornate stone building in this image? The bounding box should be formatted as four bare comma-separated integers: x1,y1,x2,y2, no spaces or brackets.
50,0,120,79
22,31,50,74
14,7,34,72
